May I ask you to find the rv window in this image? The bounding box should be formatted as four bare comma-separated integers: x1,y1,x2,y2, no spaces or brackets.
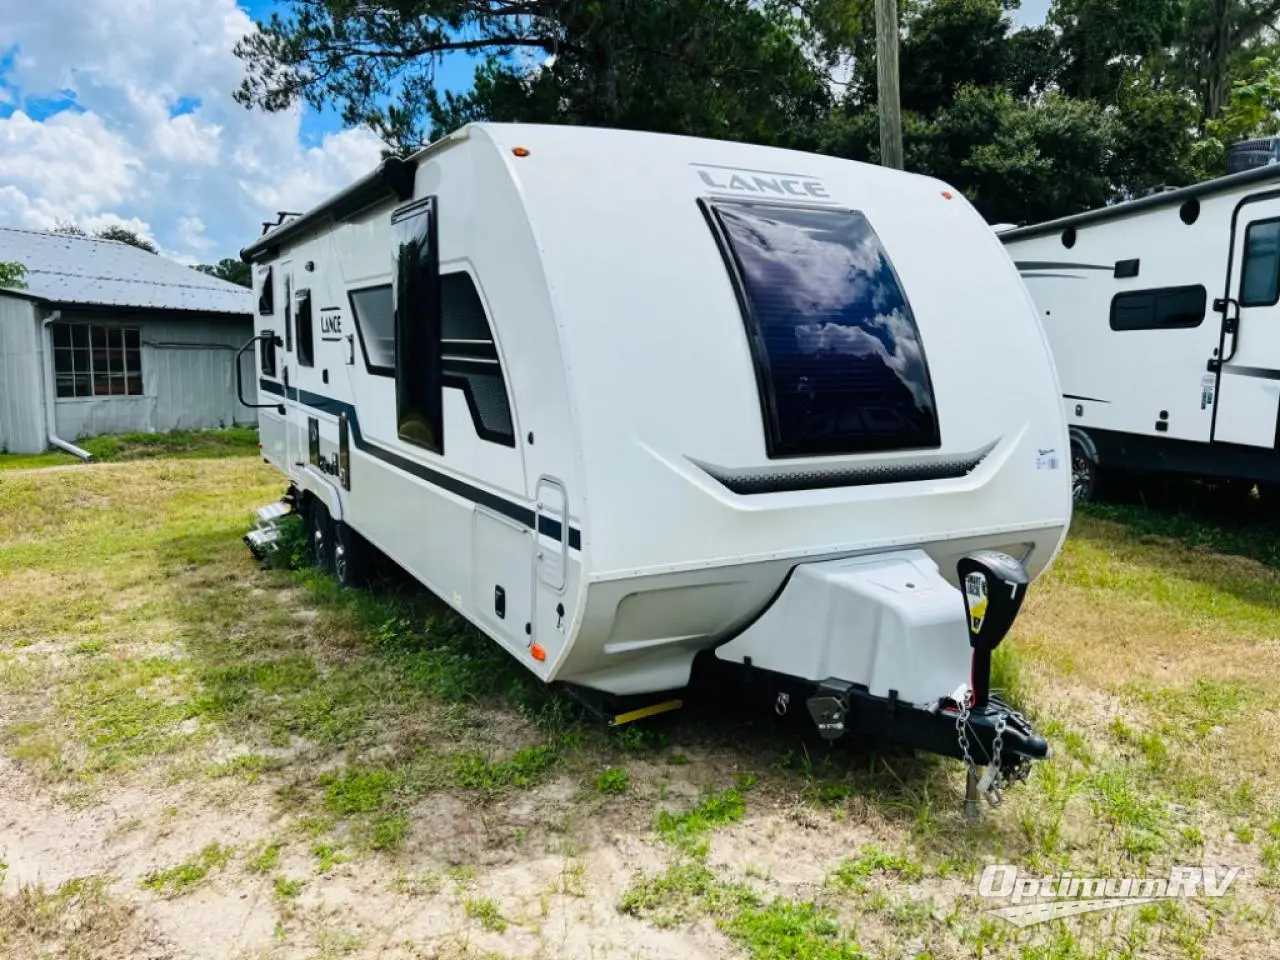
257,267,274,316
349,284,395,374
1240,218,1280,307
296,288,315,367
703,200,941,458
392,198,443,453
441,272,515,447
260,329,278,378
52,323,142,398
1109,286,1207,331
283,273,293,354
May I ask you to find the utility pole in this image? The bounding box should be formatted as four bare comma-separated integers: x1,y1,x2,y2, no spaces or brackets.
875,0,904,171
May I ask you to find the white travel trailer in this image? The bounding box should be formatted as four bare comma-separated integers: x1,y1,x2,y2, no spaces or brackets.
239,123,1071,802
999,164,1280,502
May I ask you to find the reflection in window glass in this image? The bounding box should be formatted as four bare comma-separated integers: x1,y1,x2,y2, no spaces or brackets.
1241,219,1280,306
349,284,394,370
1110,286,1206,331
392,200,443,453
708,201,941,458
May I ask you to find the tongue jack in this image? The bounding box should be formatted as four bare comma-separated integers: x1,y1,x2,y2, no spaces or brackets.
958,550,1029,709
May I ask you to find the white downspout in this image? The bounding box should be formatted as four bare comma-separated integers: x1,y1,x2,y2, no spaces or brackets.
40,310,93,461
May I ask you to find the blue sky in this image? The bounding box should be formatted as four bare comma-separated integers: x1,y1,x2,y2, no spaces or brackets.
0,0,1052,265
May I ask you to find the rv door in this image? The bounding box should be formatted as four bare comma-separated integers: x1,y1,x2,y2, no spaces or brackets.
1215,198,1280,447
278,261,303,475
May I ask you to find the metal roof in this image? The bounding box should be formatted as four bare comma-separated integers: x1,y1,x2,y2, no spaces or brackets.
0,226,252,315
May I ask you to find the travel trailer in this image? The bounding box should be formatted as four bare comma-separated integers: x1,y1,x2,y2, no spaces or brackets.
999,164,1280,502
239,123,1072,805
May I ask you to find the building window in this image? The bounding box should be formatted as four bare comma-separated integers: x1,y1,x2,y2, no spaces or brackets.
349,283,394,374
296,287,315,367
1110,286,1207,331
441,272,515,447
392,197,443,453
701,199,941,459
52,323,142,398
1240,218,1280,307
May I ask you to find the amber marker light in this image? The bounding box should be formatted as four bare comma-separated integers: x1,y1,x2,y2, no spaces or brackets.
530,643,547,662
513,147,531,157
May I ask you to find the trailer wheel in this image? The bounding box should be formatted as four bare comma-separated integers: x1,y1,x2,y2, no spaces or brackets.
333,522,366,589
308,499,335,573
1070,439,1097,503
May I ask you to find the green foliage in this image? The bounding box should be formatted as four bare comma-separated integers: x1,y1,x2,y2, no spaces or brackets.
55,222,158,253
0,261,26,289
656,787,749,854
141,843,235,896
195,258,253,288
463,897,508,932
594,765,630,794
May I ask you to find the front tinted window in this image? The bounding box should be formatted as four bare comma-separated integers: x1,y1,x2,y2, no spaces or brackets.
706,201,941,458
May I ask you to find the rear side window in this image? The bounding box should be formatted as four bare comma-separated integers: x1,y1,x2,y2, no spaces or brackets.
1240,218,1280,306
349,284,394,373
296,288,315,367
257,266,274,316
703,200,941,458
441,273,516,447
1110,286,1207,331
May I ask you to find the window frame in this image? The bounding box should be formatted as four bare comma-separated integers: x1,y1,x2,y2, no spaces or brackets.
1109,285,1208,332
257,265,275,316
260,328,278,379
392,196,444,454
1239,216,1280,308
439,269,516,448
697,196,942,460
295,286,315,367
52,321,144,399
347,283,395,377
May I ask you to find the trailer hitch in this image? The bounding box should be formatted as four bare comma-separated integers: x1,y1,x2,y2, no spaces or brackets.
806,678,854,740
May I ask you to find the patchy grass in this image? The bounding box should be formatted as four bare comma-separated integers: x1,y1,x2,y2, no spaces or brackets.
0,876,142,958
4,456,1280,958
140,843,234,897
0,426,260,471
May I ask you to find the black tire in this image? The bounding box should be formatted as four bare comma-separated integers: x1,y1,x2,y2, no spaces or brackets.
308,498,335,573
333,521,367,589
1070,439,1097,504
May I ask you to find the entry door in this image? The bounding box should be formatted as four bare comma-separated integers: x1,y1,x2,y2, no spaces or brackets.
1214,198,1280,447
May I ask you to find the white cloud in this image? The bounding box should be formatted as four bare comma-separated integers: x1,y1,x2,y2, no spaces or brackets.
0,0,386,263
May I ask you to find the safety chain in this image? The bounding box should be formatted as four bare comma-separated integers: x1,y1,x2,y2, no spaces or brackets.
953,688,1034,809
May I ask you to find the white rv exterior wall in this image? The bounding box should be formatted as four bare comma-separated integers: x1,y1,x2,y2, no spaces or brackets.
0,294,45,454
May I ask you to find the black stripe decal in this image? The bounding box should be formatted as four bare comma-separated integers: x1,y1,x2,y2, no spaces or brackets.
1221,366,1280,380
1019,273,1087,280
262,378,580,550
1015,261,1114,271
1063,394,1111,404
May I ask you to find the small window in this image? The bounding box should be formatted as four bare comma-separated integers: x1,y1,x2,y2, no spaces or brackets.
258,266,274,316
1240,218,1280,307
1110,286,1207,331
392,198,443,453
702,199,941,458
296,288,314,367
441,272,515,447
260,329,278,378
52,322,143,397
283,273,293,353
349,284,394,374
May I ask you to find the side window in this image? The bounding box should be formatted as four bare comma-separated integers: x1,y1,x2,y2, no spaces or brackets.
260,330,278,378
257,266,275,316
441,272,516,447
296,287,315,367
702,199,941,458
392,197,443,453
349,284,394,375
1110,286,1207,331
283,273,293,353
1240,218,1280,307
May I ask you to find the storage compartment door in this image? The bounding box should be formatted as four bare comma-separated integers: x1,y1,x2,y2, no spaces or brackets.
471,509,532,649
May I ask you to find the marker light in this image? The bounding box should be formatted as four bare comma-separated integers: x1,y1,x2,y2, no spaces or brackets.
942,191,954,200
530,643,547,662
513,147,530,157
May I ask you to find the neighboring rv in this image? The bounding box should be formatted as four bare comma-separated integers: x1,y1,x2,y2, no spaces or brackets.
239,123,1071,800
999,164,1280,502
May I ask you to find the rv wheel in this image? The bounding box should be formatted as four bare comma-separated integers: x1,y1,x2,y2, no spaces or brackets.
1070,440,1097,503
333,522,366,589
308,499,335,573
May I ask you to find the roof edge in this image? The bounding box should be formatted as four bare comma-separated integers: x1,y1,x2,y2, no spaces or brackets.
240,155,419,264
998,163,1280,243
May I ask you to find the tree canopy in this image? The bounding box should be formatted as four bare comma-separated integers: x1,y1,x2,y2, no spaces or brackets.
234,0,1280,226
194,258,252,288
55,222,159,254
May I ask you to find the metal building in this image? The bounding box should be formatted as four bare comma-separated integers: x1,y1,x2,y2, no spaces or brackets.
0,227,256,456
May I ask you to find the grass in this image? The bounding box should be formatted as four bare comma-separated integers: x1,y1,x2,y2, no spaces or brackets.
0,876,137,958
0,426,260,471
4,457,1280,957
